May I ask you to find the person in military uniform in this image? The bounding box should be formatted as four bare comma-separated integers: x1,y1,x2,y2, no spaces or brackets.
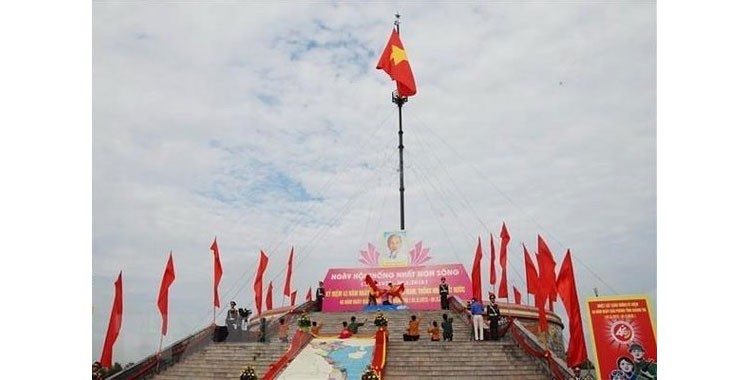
438,277,450,310
225,301,240,330
485,294,501,340
629,343,656,379
315,281,326,312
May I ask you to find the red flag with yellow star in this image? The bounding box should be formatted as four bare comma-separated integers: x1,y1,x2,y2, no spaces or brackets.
376,28,417,97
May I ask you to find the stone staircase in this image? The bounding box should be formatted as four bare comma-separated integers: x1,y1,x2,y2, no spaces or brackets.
385,339,550,379
145,309,556,380
300,309,552,379
150,342,289,380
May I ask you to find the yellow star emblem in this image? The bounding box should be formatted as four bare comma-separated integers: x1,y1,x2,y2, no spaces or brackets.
390,45,409,65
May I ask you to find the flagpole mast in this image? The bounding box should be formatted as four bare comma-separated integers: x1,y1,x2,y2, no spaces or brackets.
393,13,407,231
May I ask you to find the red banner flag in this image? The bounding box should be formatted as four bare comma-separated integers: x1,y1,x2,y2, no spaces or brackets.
266,281,274,311
305,287,312,302
536,235,557,332
556,250,588,368
513,286,522,305
283,246,294,297
523,243,538,295
489,234,496,287
254,250,269,315
100,271,123,368
210,237,223,309
471,237,483,301
290,290,297,306
157,252,175,336
537,235,558,303
376,28,417,97
498,223,510,298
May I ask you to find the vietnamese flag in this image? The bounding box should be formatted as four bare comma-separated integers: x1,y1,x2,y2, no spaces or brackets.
376,28,417,97
513,286,522,305
283,247,294,298
210,237,223,309
157,252,175,336
556,249,588,368
498,223,510,298
100,271,123,368
305,287,312,302
266,281,274,311
254,250,269,315
523,243,538,295
290,290,297,306
471,237,483,301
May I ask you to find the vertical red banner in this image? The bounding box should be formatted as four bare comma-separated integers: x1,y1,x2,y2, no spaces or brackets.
586,295,657,380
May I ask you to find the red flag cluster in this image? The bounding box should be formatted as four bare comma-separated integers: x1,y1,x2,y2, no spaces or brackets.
471,223,588,368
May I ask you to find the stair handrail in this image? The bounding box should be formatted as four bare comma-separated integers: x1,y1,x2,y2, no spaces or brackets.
106,323,215,380
261,329,314,380
507,318,574,380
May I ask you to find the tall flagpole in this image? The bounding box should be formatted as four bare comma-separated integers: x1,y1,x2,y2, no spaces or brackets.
393,13,407,231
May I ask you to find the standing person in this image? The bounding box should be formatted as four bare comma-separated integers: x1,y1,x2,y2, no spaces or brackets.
428,321,441,341
485,294,501,341
315,281,326,312
278,317,289,343
439,277,450,310
347,316,368,334
570,366,582,380
226,301,240,330
402,314,421,341
441,313,453,341
92,361,104,380
629,343,657,379
470,298,485,341
258,317,267,343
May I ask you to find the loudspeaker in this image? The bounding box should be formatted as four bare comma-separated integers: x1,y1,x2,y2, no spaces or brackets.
213,326,229,342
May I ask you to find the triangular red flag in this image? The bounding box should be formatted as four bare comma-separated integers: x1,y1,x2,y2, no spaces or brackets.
536,235,558,332
283,246,294,297
290,290,297,306
376,28,417,97
471,237,483,301
498,223,510,298
556,250,588,368
266,281,274,311
100,271,123,368
513,286,522,305
523,243,538,295
537,235,558,303
210,237,223,309
157,252,175,336
254,250,269,315
305,287,312,302
489,234,496,287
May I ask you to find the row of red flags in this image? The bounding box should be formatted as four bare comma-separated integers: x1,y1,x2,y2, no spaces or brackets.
470,222,588,368
99,237,306,368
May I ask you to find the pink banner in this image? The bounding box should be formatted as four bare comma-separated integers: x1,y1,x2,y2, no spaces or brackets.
322,264,472,312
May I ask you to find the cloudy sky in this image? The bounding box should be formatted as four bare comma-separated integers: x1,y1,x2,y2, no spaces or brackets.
91,1,656,366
